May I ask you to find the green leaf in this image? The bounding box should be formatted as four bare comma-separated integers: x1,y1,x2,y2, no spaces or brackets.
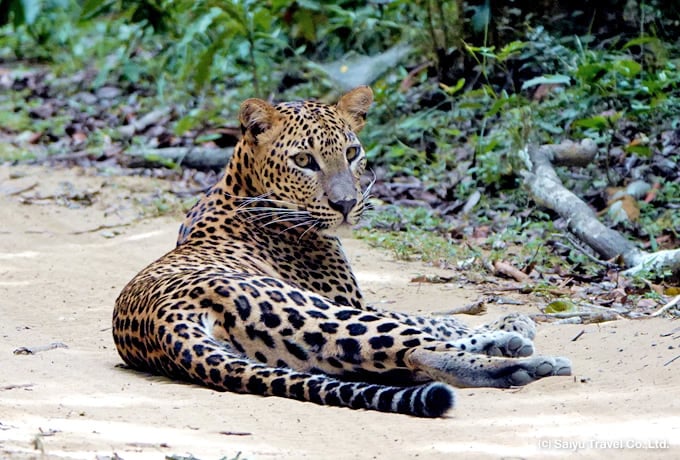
622,36,660,49
624,144,652,157
217,1,247,29
521,74,571,91
19,0,40,25
574,115,611,130
296,0,323,11
497,40,526,61
613,59,641,77
440,78,465,96
575,63,608,83
544,299,576,314
178,7,225,48
80,0,116,20
486,94,517,117
196,133,222,143
143,153,177,169
194,42,220,89
252,8,273,31
536,120,563,135
122,61,141,83
175,111,202,135
293,9,318,42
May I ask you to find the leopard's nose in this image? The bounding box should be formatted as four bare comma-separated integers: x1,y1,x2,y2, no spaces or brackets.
328,198,357,217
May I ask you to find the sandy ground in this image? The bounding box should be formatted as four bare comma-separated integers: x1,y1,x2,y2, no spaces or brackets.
0,165,678,460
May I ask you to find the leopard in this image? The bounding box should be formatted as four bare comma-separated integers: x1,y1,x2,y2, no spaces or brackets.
113,86,571,417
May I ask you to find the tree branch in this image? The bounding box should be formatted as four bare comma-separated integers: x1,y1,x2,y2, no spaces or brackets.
519,140,680,278
124,147,233,170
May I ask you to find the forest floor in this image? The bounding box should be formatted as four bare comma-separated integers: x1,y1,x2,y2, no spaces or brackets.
0,165,679,460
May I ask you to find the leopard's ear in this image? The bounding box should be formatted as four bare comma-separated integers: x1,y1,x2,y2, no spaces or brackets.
239,98,279,142
336,86,373,132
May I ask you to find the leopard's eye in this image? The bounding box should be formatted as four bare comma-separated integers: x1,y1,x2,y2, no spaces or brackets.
346,146,360,162
293,152,319,171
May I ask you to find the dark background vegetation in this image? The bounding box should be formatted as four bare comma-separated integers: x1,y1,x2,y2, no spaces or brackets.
1,1,679,302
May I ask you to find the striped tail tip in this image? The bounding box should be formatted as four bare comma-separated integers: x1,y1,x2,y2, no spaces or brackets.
409,382,455,417
358,381,455,417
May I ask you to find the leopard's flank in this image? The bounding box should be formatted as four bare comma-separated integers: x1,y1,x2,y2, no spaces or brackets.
113,87,571,417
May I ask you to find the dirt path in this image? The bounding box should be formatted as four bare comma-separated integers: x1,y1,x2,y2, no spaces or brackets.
0,165,678,459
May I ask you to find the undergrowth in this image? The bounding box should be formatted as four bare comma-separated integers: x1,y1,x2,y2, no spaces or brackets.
1,1,678,276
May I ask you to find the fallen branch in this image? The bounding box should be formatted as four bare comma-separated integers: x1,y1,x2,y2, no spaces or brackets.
13,342,68,355
433,297,488,315
532,310,621,324
71,221,136,235
649,294,680,318
125,147,233,170
493,260,530,282
519,140,680,278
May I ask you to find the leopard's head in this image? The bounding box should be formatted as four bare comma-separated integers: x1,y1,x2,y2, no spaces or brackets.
236,86,373,232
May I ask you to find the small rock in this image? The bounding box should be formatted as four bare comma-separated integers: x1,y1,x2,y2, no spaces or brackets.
75,92,98,105
96,86,122,99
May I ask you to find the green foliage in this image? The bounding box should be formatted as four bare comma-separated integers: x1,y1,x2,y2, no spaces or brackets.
0,0,41,27
0,0,79,59
0,143,35,162
0,0,678,276
357,206,457,262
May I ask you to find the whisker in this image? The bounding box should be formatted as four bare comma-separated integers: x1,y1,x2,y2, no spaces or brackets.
246,212,308,225
240,206,307,214
237,206,310,223
275,219,314,237
262,214,312,227
286,218,317,232
298,221,319,240
242,206,311,222
222,189,321,237
226,191,300,212
362,169,377,199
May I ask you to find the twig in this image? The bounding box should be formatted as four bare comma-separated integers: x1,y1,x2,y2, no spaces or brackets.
13,342,68,355
411,274,454,284
553,235,617,269
219,431,252,436
571,330,586,342
41,151,95,162
659,326,680,337
493,260,530,282
533,311,621,324
125,146,233,169
663,355,680,367
532,312,587,319
433,297,488,316
484,285,571,296
649,295,680,318
1,383,34,391
577,302,626,313
71,222,135,235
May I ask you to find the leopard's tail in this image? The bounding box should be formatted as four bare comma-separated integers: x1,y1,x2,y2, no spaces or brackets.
240,368,456,418
156,334,455,418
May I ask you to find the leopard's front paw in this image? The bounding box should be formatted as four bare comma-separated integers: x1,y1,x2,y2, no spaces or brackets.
450,331,534,358
505,356,572,386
